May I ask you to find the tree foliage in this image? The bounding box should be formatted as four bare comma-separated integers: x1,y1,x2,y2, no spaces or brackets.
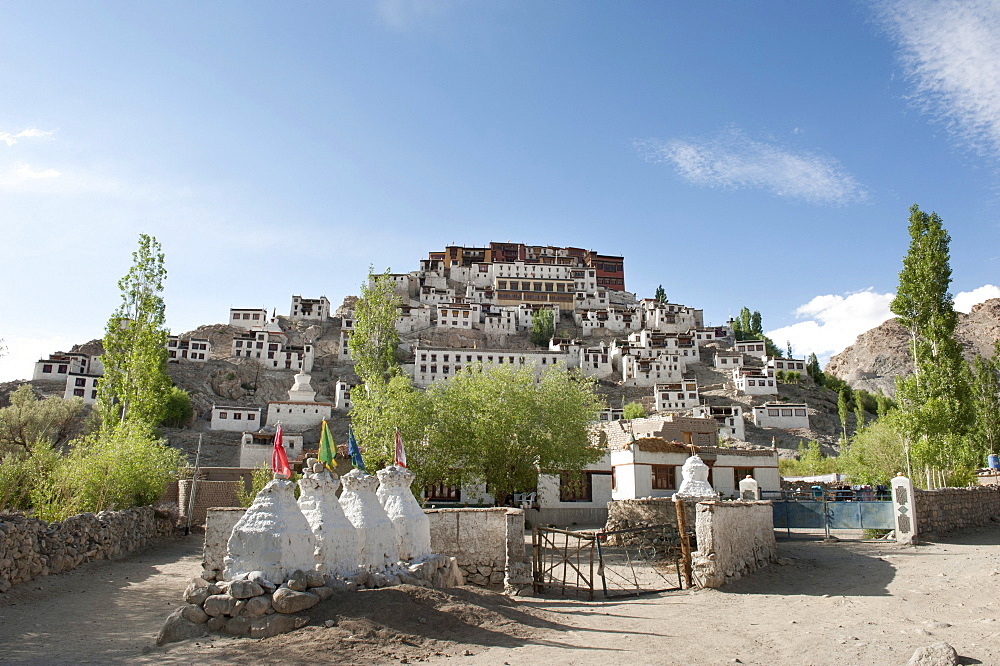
778,441,838,477
350,374,431,472
529,307,555,347
654,285,667,303
838,411,910,486
97,234,171,432
349,268,402,385
806,353,824,384
969,347,1000,457
837,387,849,443
160,387,193,428
623,401,645,420
730,306,783,357
0,385,86,454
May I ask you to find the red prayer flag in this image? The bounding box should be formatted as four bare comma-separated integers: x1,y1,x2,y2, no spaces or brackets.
394,427,407,468
272,424,291,478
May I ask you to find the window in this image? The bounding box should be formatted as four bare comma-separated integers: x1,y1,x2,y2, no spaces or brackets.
424,483,461,502
73,388,85,397
559,472,592,502
767,409,779,417
248,413,256,421
219,412,228,419
91,390,97,399
42,364,52,373
735,467,754,480
781,409,793,417
652,465,675,490
794,409,807,417
234,413,242,420
58,365,68,373
75,377,86,387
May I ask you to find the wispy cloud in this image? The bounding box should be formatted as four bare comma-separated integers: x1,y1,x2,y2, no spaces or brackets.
877,0,1000,158
0,128,54,147
636,127,868,205
954,283,1000,312
377,0,451,31
766,289,896,363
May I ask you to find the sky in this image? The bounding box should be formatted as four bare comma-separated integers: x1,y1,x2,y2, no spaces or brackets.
2,0,1000,381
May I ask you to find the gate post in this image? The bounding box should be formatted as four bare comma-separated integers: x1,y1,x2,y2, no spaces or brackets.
891,474,918,545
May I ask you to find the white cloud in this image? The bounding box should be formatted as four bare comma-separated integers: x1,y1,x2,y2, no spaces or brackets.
0,128,54,147
766,289,896,363
954,283,1000,312
16,165,60,179
878,0,1000,158
636,127,868,205
0,335,69,383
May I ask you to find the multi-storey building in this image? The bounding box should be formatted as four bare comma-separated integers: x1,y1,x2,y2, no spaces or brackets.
289,296,331,322
229,308,268,330
653,380,700,412
692,405,746,441
167,335,210,362
410,346,567,387
752,402,810,429
63,373,101,404
732,367,778,396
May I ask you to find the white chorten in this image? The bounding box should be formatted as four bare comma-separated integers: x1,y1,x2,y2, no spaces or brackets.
297,462,361,576
339,469,398,571
673,455,717,501
287,370,317,403
223,478,320,582
377,465,432,561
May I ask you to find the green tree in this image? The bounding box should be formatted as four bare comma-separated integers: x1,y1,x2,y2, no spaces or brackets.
160,387,193,428
418,364,604,506
350,373,430,471
838,411,910,486
654,285,667,303
806,353,824,385
837,387,849,444
97,234,171,432
349,268,402,386
778,441,837,477
529,307,555,347
969,349,1000,458
853,391,866,433
889,205,973,483
623,401,645,420
0,385,86,453
786,341,793,359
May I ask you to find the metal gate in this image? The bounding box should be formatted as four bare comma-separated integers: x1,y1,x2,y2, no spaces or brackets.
532,524,689,599
765,491,894,540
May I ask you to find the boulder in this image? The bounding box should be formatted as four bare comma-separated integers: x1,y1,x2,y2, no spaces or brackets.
249,613,309,639
271,587,320,614
907,642,960,666
228,580,264,599
179,604,210,624
243,595,272,617
156,607,208,646
203,594,238,617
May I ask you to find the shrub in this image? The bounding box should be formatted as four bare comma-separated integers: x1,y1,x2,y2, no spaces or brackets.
237,465,272,507
623,401,646,420
160,387,193,428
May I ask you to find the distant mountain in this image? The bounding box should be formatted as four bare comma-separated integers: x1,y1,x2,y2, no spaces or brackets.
825,298,1000,396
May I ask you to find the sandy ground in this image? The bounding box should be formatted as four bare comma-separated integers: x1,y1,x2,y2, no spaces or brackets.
1,528,999,665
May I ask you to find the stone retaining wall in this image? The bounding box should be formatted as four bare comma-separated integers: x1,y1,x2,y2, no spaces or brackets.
603,497,697,533
203,507,249,581
691,500,776,589
425,507,528,590
914,486,1000,535
0,506,176,593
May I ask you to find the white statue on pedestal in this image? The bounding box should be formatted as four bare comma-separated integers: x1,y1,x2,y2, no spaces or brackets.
339,469,398,570
224,478,319,582
377,465,432,561
673,455,717,501
297,460,361,576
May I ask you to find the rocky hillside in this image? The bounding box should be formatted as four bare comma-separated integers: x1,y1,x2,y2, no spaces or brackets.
825,298,1000,396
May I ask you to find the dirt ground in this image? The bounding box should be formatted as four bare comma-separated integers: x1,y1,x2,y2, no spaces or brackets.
1,528,999,665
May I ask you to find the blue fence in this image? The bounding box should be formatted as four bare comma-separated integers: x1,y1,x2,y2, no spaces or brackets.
764,490,894,539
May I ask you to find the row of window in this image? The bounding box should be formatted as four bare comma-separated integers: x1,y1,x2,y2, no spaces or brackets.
496,280,570,293
233,313,263,320
72,389,97,399
217,412,258,421
766,408,808,417
746,379,776,387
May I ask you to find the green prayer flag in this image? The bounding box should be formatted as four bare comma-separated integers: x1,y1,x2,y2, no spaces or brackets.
318,420,335,471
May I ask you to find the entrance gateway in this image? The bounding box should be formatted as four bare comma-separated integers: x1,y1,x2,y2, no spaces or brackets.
765,489,895,540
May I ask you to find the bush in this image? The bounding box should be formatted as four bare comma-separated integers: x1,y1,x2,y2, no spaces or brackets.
1,425,184,522
623,401,646,420
160,387,193,428
237,465,273,507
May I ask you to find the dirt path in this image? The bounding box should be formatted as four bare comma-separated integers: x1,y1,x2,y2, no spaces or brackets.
0,534,203,665
2,528,999,665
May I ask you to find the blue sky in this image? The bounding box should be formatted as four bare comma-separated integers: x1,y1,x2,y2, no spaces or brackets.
2,0,1000,381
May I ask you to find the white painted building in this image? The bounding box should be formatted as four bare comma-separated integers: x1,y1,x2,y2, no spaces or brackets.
333,379,355,412
265,371,332,429
435,302,482,330
482,305,519,335
239,430,304,468
714,351,743,370
289,295,331,322
735,339,768,356
33,352,93,382
229,308,268,330
232,329,314,372
752,402,810,430
767,356,807,375
410,346,567,387
167,335,210,362
338,330,352,361
63,373,101,404
732,367,778,396
694,326,732,346
640,300,702,334
692,405,746,441
395,304,432,334
211,405,263,431
653,380,700,412
536,454,614,517
621,353,684,386
596,407,625,422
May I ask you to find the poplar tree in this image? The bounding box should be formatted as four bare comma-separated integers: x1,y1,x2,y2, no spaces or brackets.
654,285,667,303
529,308,555,347
349,268,402,385
97,234,171,431
837,387,849,445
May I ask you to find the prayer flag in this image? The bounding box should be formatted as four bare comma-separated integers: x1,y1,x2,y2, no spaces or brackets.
271,424,291,478
318,420,335,471
394,427,407,468
348,425,366,472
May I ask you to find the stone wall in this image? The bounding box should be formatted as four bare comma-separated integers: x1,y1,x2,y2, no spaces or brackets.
691,500,776,589
603,498,696,533
178,480,242,526
203,507,249,581
914,486,1000,535
0,506,176,593
425,507,526,589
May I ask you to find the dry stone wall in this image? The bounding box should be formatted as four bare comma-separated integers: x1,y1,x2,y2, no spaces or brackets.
425,507,527,589
0,506,175,593
691,500,776,588
914,486,1000,535
604,498,696,532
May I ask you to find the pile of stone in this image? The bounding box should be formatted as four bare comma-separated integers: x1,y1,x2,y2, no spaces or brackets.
158,555,463,645
0,506,174,593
